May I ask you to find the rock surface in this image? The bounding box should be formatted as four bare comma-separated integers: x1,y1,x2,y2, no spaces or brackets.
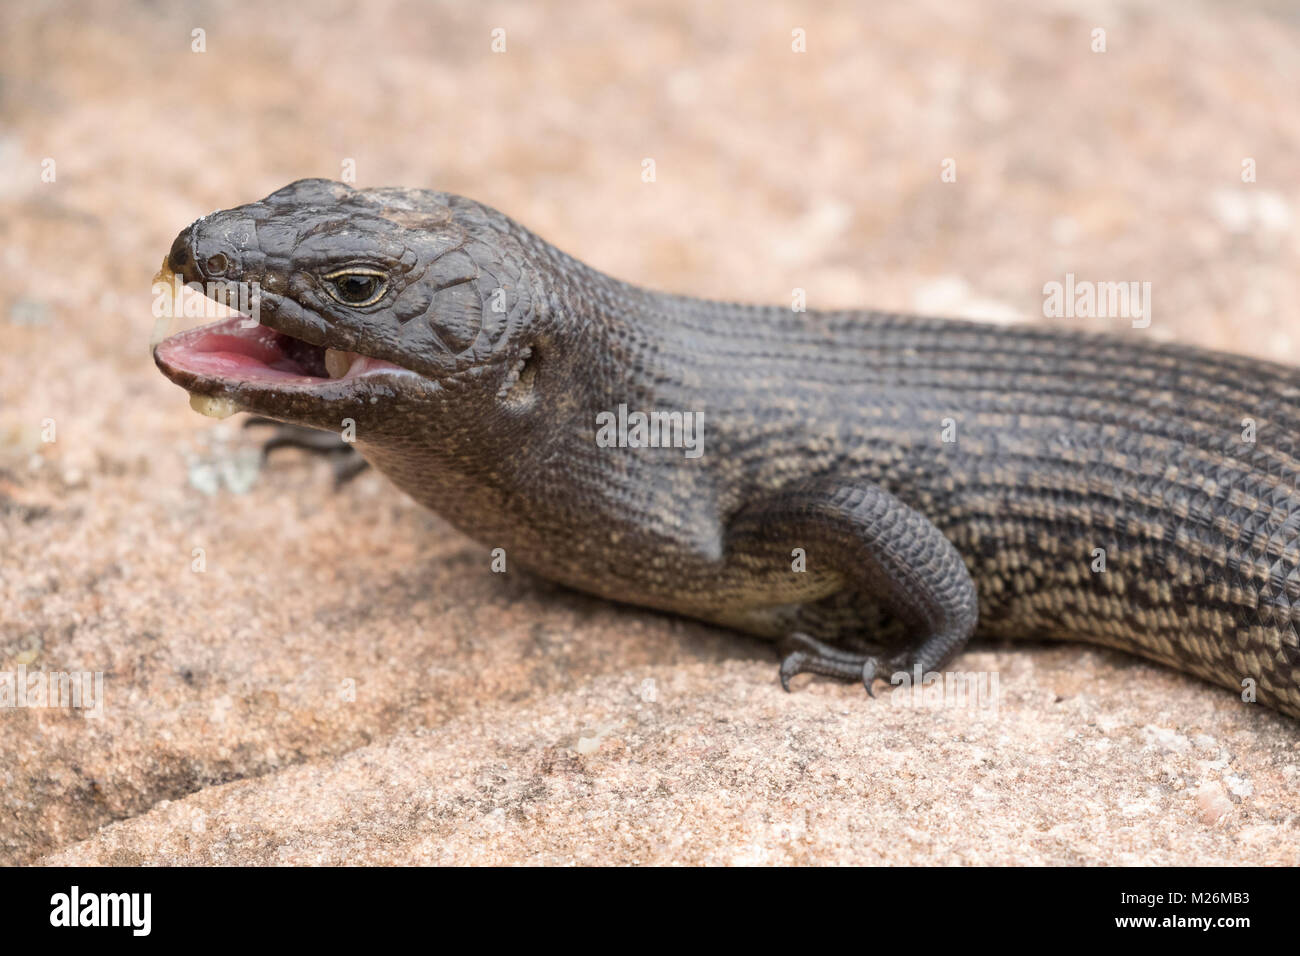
2,0,1299,865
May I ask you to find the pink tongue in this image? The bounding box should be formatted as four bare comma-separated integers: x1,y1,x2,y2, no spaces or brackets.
175,346,314,381
157,320,327,383
192,331,284,364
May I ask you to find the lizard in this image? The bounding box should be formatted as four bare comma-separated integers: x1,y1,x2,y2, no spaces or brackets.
152,178,1300,719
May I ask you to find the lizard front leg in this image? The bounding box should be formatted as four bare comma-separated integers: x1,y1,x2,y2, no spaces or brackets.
243,417,370,485
726,480,979,692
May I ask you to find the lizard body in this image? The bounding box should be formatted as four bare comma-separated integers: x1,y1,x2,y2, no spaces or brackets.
154,179,1300,718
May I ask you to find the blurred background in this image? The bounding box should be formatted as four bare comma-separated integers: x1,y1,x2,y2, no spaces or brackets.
1,0,1298,866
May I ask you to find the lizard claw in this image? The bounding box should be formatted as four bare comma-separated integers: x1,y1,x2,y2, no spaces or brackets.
777,633,816,691
778,657,800,692
776,631,886,693
861,657,879,696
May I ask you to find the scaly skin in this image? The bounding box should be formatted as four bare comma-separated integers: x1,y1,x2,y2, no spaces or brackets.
154,179,1300,718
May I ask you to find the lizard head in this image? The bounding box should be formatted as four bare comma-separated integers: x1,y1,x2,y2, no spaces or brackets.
153,179,545,435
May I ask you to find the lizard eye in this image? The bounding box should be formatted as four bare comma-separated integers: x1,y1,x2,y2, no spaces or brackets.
324,269,387,306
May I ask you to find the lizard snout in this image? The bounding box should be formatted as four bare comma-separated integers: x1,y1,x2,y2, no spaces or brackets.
166,226,196,279
167,213,260,286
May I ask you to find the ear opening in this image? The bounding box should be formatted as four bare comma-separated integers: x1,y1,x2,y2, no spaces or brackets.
497,346,538,407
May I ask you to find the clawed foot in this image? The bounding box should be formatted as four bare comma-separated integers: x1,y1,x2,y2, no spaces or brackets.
243,417,369,486
777,631,906,695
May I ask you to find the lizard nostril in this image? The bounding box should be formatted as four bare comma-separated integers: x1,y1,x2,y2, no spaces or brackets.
205,253,229,276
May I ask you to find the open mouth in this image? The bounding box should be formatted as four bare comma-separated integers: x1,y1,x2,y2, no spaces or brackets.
152,265,409,418
155,314,396,386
